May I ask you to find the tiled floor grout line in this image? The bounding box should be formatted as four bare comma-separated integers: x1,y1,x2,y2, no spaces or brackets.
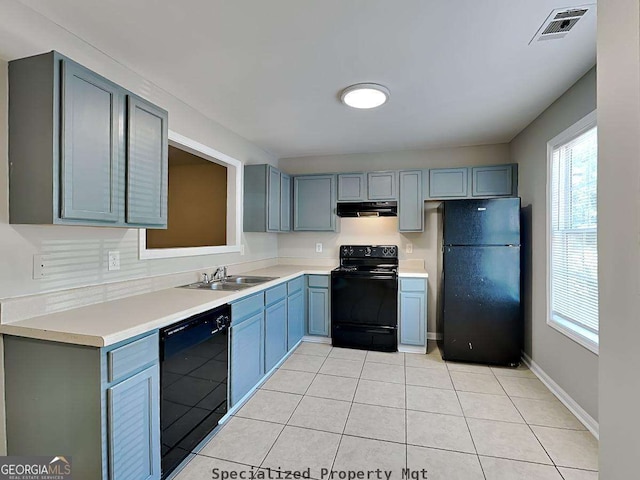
255,346,335,473
446,352,487,480
327,350,366,474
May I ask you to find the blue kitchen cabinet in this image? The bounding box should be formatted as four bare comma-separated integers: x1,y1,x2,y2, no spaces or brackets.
125,94,169,227
367,171,397,200
230,311,264,406
281,173,292,231
264,285,288,372
398,170,424,232
3,332,161,479
307,275,330,336
287,277,305,348
293,174,337,231
471,164,515,197
244,164,291,232
399,278,427,347
337,173,367,201
428,168,468,198
107,364,160,480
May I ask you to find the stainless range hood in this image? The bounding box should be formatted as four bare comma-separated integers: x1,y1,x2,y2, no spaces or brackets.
336,201,398,217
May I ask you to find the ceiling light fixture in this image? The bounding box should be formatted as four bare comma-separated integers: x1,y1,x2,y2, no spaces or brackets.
340,83,390,109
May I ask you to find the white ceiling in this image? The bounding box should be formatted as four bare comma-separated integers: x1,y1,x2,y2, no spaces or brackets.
17,0,596,158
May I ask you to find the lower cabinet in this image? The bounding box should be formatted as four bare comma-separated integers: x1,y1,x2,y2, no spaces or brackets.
230,310,264,406
307,275,330,336
108,365,160,480
265,298,288,372
3,332,161,480
287,278,305,348
399,277,428,348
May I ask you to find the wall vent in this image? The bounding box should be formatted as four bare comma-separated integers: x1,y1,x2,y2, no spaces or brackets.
529,6,593,44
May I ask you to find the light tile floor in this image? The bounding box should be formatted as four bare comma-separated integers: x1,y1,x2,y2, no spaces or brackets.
175,342,598,480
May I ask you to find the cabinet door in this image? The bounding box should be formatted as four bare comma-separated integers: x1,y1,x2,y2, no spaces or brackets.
367,171,397,200
280,173,291,231
265,299,288,371
398,170,423,232
287,290,304,349
60,61,122,223
108,364,160,480
293,175,336,231
267,166,281,232
338,173,366,201
471,165,514,197
399,292,426,346
126,95,168,227
308,288,329,336
428,168,468,198
230,312,264,406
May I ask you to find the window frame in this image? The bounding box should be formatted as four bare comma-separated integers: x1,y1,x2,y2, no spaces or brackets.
546,110,599,355
138,130,243,259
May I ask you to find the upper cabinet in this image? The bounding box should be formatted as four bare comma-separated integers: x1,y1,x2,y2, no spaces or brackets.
471,165,515,197
8,51,168,228
293,174,337,231
367,171,397,200
244,164,291,232
427,164,517,200
398,170,423,232
337,173,366,201
428,168,468,199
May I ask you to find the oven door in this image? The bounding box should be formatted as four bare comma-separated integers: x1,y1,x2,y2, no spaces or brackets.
331,272,398,328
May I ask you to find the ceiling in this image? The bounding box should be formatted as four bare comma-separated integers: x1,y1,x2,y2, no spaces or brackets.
17,0,596,158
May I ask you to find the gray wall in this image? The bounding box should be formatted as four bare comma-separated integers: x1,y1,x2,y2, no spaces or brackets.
510,67,598,421
279,144,511,336
597,0,640,477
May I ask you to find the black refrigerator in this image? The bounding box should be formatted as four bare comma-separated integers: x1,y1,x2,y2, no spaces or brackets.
438,198,522,366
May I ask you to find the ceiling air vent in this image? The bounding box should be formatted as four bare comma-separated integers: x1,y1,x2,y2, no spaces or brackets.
529,6,593,44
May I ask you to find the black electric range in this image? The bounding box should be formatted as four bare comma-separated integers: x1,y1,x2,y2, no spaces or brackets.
331,245,399,352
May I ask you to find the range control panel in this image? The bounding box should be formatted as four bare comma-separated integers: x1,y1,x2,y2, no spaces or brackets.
340,245,398,259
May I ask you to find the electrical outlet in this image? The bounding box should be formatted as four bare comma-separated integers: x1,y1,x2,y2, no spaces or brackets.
315,243,323,253
33,254,45,279
406,243,413,254
108,251,120,271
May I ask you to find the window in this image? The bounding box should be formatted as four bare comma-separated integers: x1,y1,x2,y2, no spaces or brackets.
138,131,243,259
547,111,598,354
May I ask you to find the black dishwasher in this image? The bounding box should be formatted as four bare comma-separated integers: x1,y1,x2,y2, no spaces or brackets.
159,304,231,479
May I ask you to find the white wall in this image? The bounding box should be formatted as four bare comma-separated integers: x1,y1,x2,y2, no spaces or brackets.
509,67,598,422
0,0,279,301
597,0,640,477
279,144,511,335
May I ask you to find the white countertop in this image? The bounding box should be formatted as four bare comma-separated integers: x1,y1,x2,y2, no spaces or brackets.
0,264,427,347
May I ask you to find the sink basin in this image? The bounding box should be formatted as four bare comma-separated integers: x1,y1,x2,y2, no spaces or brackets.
224,275,279,284
179,275,278,291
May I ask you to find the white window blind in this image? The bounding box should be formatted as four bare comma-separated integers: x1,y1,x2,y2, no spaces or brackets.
550,126,599,342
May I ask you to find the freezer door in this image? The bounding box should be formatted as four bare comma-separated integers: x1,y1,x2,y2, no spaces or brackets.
442,246,522,365
443,198,521,246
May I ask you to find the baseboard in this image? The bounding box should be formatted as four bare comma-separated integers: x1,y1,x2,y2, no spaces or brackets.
302,335,332,344
398,345,427,354
427,332,442,341
522,352,599,439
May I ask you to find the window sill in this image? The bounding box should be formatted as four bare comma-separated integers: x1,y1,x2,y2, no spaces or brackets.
548,315,599,355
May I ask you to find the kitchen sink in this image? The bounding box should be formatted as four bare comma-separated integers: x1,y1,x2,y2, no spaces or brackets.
224,275,279,284
179,275,279,291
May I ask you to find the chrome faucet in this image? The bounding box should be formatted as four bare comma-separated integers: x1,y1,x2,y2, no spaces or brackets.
212,266,228,282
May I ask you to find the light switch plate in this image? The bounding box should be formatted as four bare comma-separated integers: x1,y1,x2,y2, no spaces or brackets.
406,243,413,254
108,251,120,271
315,243,323,253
